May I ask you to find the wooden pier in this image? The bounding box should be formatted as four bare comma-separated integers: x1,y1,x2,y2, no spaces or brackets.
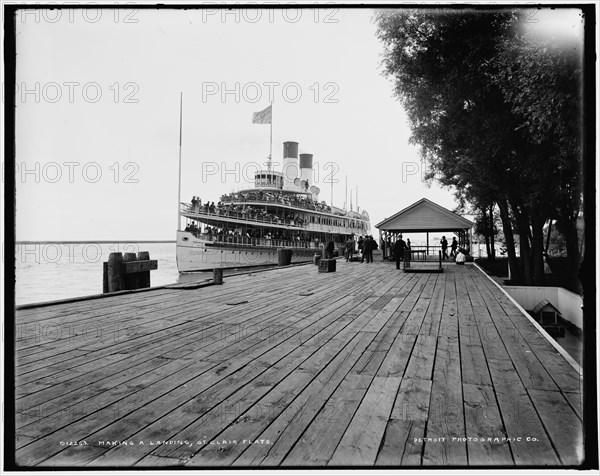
14,260,583,467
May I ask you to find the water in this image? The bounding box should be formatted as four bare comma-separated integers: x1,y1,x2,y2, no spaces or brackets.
15,242,180,306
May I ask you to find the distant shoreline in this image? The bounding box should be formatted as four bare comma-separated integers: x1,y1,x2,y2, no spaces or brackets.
15,241,176,244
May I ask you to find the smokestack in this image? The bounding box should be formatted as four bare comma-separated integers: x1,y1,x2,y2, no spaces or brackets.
299,153,313,192
282,141,299,191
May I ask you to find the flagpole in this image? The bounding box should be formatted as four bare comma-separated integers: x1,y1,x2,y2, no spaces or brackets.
268,101,273,173
177,92,183,231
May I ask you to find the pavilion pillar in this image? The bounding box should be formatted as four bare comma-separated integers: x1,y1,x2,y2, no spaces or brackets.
426,231,429,255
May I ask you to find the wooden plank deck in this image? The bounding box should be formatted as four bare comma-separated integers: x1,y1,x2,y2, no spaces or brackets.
14,260,583,467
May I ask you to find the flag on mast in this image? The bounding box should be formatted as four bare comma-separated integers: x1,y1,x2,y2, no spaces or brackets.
252,105,272,124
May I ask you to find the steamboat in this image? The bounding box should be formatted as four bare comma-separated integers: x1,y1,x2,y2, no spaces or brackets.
176,141,370,272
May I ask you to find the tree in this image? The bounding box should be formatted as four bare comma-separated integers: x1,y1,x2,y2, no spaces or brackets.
375,8,583,287
493,26,584,286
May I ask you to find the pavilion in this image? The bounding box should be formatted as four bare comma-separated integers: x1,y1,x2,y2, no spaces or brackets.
375,198,474,259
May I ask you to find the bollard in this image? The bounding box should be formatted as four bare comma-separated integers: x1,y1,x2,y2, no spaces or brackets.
104,251,157,293
102,262,108,293
123,253,139,290
318,259,336,273
278,248,293,266
137,251,151,288
107,252,124,293
213,268,223,285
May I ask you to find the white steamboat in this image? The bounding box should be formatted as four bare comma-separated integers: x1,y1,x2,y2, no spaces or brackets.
176,141,370,272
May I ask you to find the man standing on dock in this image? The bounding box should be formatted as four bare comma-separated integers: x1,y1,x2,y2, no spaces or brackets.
345,235,355,262
363,235,375,263
441,236,449,260
394,235,406,270
326,239,335,260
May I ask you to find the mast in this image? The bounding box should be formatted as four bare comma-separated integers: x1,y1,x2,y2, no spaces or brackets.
345,175,348,211
177,92,183,231
268,100,273,173
330,173,334,208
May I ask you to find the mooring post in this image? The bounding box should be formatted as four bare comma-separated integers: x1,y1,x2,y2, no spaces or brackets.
107,252,124,293
102,262,108,293
213,268,223,285
137,251,151,288
123,253,139,290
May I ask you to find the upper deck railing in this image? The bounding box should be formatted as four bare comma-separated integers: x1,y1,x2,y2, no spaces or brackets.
181,203,305,228
219,191,369,222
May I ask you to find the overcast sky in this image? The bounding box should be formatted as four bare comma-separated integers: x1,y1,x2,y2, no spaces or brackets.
13,5,584,242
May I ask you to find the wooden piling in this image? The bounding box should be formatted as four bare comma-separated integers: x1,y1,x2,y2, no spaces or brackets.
102,262,108,293
107,252,124,293
123,253,139,290
137,251,151,288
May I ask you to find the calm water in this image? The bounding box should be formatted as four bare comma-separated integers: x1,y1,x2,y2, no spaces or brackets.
15,242,180,306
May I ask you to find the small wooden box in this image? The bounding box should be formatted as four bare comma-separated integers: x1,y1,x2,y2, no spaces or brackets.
318,259,336,273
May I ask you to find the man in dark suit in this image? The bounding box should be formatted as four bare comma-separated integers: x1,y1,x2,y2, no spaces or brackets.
363,236,374,263
441,236,449,260
394,235,406,270
326,239,335,259
345,236,355,262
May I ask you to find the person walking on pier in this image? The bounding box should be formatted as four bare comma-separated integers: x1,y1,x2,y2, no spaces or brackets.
451,237,458,257
394,235,406,270
441,236,449,260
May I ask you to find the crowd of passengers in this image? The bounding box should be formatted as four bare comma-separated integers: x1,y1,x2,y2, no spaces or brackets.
184,221,314,243
189,196,305,226
221,191,332,212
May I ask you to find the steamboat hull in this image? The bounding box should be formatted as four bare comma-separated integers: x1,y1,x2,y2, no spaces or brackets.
176,231,318,272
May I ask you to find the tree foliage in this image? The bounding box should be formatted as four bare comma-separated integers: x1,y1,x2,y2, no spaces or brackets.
375,8,583,286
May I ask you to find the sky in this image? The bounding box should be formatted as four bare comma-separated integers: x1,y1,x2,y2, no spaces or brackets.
12,5,585,243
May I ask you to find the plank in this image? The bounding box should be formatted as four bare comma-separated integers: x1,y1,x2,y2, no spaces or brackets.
403,334,437,381
281,373,372,466
528,389,583,465
463,383,513,465
486,358,560,465
376,377,432,466
422,335,467,466
328,376,401,465
563,392,582,419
